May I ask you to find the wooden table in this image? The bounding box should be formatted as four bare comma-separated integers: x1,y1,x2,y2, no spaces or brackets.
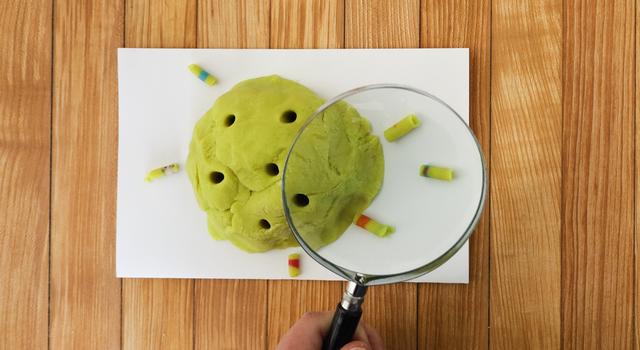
2,0,638,348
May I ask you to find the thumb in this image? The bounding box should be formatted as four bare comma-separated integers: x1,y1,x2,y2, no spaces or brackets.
340,340,371,350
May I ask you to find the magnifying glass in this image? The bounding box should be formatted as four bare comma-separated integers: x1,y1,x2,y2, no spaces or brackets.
282,84,487,350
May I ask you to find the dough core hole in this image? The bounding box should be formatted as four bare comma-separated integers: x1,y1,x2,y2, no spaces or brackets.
265,163,279,176
281,110,297,123
259,219,271,229
293,194,309,207
210,171,224,184
224,114,236,127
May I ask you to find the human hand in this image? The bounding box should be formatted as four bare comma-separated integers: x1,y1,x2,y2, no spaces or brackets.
276,311,384,350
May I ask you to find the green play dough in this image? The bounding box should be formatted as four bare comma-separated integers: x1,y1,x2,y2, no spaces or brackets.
186,75,384,252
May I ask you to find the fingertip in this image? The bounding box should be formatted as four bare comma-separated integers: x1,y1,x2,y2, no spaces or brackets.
364,324,384,350
352,323,370,345
277,311,334,350
340,340,371,350
299,311,333,329
300,311,328,321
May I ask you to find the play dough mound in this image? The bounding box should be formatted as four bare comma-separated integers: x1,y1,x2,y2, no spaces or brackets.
186,75,383,252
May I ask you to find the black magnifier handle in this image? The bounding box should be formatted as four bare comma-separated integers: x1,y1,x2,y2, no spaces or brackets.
323,281,368,350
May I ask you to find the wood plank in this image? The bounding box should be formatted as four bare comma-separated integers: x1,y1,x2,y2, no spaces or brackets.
267,1,344,347
50,0,123,348
194,1,269,349
345,0,420,48
562,0,635,348
362,284,417,349
121,1,196,349
270,0,344,49
418,0,490,348
125,0,196,48
195,280,267,349
122,280,193,350
490,0,562,347
198,0,270,48
267,281,344,348
0,0,51,348
345,1,419,348
637,3,640,348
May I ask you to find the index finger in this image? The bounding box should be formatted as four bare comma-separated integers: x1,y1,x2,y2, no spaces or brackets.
276,312,333,350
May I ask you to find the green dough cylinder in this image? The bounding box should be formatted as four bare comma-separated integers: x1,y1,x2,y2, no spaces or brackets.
366,221,395,237
420,164,454,181
186,75,384,252
383,114,421,142
189,64,218,86
354,214,395,237
145,163,179,182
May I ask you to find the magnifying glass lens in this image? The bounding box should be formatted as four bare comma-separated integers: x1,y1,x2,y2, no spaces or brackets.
283,86,486,281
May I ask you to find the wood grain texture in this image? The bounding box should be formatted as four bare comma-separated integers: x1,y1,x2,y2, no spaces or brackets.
345,0,420,48
637,3,640,348
362,284,417,350
418,0,490,348
270,0,344,49
267,281,344,349
125,0,196,48
562,0,635,348
345,1,418,348
0,0,51,348
267,1,344,347
195,1,269,349
5,1,640,347
198,0,270,48
491,0,562,347
195,280,267,349
122,1,195,349
50,0,123,348
122,280,193,350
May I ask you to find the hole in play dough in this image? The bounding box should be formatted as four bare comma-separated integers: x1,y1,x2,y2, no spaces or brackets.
259,219,271,229
210,171,224,184
281,110,297,123
224,115,236,127
293,194,309,207
265,163,279,176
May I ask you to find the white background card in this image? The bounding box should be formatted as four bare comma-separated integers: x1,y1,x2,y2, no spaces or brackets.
117,48,470,283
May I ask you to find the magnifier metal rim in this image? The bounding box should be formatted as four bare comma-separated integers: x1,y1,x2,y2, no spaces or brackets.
282,84,488,286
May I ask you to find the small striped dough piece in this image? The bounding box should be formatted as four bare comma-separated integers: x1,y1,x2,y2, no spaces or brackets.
383,114,421,142
288,253,300,277
354,214,395,237
188,64,218,86
145,163,180,182
420,164,454,181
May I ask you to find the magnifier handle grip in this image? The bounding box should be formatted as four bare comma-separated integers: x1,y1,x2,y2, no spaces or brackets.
322,303,363,350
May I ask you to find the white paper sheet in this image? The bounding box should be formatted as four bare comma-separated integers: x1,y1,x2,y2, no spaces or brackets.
117,48,470,283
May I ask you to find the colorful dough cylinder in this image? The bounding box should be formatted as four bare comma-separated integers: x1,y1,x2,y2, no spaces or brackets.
420,164,454,181
288,253,300,277
354,214,395,237
145,163,180,182
188,64,218,86
383,114,421,142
